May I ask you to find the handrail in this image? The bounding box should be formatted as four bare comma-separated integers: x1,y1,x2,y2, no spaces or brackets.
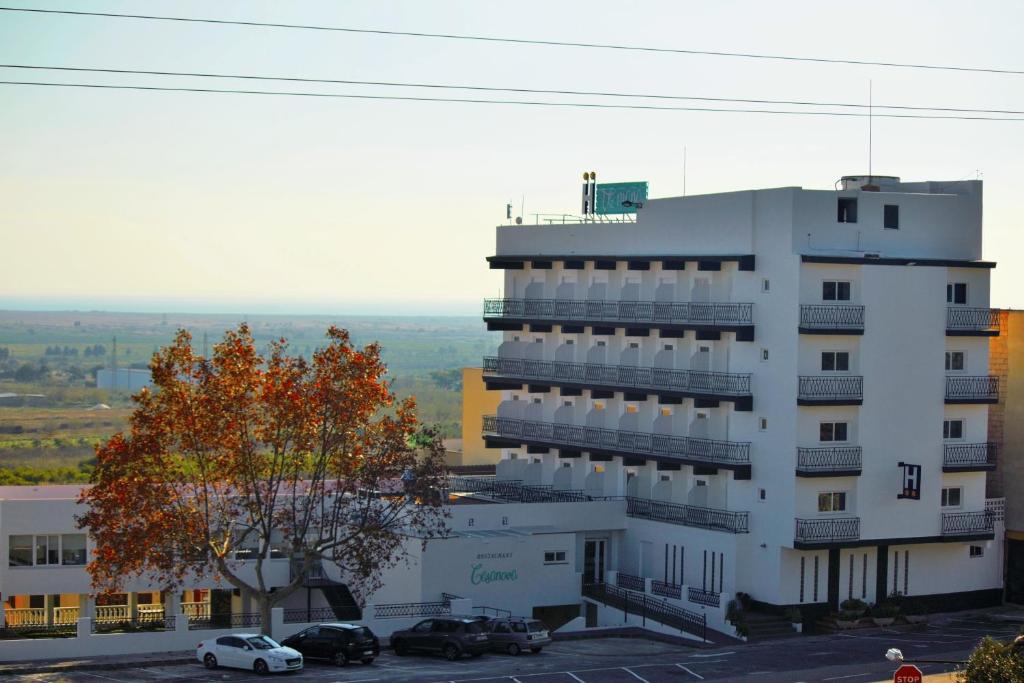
687,587,721,608
798,376,863,402
651,580,682,600
483,298,753,326
947,307,999,332
582,582,705,641
483,356,751,397
626,496,749,534
483,415,750,467
800,304,865,330
615,571,646,592
796,446,862,473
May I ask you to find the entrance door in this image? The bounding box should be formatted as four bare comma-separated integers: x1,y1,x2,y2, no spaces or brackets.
827,549,841,611
583,540,607,585
1009,540,1024,603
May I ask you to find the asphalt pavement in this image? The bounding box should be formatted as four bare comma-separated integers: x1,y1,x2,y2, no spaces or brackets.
5,613,1021,683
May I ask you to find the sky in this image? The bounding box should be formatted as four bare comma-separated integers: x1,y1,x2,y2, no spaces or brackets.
1,0,1022,315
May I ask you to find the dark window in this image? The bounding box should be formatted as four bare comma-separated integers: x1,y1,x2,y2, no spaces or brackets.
216,636,234,646
945,351,965,371
511,621,528,633
493,622,511,634
822,281,851,301
947,283,968,305
820,422,849,442
29,594,44,609
821,351,850,372
884,204,899,229
464,621,485,634
944,419,964,440
412,620,433,633
838,197,858,223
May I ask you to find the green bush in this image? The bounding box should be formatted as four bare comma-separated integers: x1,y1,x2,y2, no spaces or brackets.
902,599,927,616
838,610,863,622
958,636,1024,682
784,607,802,623
840,598,867,613
871,603,899,619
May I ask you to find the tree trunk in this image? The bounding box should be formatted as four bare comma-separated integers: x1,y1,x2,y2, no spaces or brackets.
258,593,273,637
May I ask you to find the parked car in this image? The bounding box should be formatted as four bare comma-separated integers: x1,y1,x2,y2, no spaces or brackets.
390,617,490,661
281,623,380,666
483,617,552,655
196,633,303,674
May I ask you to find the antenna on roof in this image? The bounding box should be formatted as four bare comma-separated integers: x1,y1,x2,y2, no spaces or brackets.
683,146,688,196
868,80,873,183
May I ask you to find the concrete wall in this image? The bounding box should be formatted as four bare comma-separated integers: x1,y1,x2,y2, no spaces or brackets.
993,311,1024,532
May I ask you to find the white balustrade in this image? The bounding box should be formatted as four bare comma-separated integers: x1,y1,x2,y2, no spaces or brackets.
5,607,47,626
53,606,80,624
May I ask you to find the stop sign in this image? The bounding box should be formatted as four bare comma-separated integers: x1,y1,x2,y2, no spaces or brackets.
894,664,923,683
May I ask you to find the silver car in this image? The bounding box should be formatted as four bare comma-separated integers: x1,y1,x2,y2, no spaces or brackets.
483,617,552,655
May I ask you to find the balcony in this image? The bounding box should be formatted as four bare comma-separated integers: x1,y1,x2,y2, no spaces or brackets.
797,375,863,405
446,475,592,503
794,517,860,548
945,376,999,404
483,298,755,340
482,415,751,477
626,496,750,534
799,305,865,335
947,307,1000,336
943,442,997,472
796,446,862,477
941,510,995,538
482,356,752,410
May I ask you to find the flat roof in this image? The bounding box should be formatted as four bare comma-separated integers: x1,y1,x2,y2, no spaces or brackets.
0,485,87,501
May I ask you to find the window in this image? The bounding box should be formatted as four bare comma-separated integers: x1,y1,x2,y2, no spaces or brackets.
468,518,475,526
563,400,573,407
758,488,767,502
61,534,86,565
762,278,770,293
821,351,850,372
761,348,769,362
625,405,639,414
884,204,899,229
562,462,571,468
759,417,768,431
532,397,542,404
412,620,433,633
565,339,574,345
593,402,604,411
592,465,605,474
663,344,674,351
628,342,639,349
532,458,541,464
493,622,512,634
534,338,543,344
943,419,964,440
501,516,509,526
941,487,962,508
838,197,858,223
823,281,852,301
9,535,32,567
820,422,849,442
512,621,528,633
660,475,671,482
945,351,965,372
35,535,59,566
970,545,984,558
544,551,567,564
596,340,606,347
818,491,847,513
947,282,968,305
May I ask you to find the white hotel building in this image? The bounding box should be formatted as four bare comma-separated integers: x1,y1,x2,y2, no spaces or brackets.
477,175,1004,619
0,175,1007,660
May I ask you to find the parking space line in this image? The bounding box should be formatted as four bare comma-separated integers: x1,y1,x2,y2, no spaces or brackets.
78,672,130,683
621,668,649,683
822,674,872,681
565,674,585,683
676,663,704,679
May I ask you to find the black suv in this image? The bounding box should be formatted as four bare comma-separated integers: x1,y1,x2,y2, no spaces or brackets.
281,623,380,666
390,617,490,661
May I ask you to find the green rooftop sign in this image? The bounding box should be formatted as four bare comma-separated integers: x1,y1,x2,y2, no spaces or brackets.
594,181,648,214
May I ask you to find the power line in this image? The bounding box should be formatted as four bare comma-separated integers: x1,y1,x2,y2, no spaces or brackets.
1,6,1021,77
2,80,1022,121
3,64,1021,116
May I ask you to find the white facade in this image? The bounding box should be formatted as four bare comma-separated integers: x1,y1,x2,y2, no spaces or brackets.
481,176,1004,616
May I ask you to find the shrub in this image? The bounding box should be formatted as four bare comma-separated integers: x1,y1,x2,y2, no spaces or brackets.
958,636,1024,682
840,598,867,613
871,603,899,619
902,599,927,616
725,599,741,623
838,610,863,622
784,607,802,624
736,591,752,611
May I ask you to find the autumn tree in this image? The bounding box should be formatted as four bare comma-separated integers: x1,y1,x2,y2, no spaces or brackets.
78,324,448,633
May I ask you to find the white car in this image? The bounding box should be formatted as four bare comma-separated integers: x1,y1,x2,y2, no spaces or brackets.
197,633,303,674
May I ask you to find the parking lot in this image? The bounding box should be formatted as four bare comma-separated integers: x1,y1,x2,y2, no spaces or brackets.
8,614,1022,683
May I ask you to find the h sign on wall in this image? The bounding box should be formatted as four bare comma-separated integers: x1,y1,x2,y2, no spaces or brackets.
898,462,922,500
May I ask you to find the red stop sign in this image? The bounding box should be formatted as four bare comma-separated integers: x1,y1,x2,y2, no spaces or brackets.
894,664,923,683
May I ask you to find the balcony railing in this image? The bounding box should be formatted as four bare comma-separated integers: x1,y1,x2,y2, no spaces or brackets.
187,612,261,631
4,608,46,627
687,587,721,608
799,305,865,333
374,601,451,620
943,442,997,471
483,298,753,327
941,511,994,537
796,446,862,476
447,475,592,503
483,416,750,470
945,376,999,403
947,307,1000,335
616,571,646,592
987,498,1006,522
798,376,863,404
794,517,861,545
483,356,751,399
651,580,682,600
626,496,749,534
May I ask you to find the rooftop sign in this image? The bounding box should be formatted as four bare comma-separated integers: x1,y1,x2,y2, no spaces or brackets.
595,181,648,214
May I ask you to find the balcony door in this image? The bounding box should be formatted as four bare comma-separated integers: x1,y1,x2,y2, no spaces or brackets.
583,539,607,585
691,278,711,303
691,345,711,371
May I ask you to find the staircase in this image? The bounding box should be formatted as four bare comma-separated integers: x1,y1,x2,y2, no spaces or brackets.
582,582,707,641
742,611,800,640
320,584,361,621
